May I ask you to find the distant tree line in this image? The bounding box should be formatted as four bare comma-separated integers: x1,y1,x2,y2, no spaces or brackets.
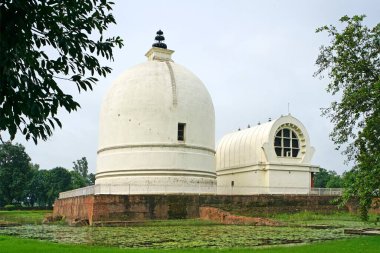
0,142,94,208
313,168,344,188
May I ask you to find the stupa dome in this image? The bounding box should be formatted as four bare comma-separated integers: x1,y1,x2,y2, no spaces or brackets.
96,32,216,194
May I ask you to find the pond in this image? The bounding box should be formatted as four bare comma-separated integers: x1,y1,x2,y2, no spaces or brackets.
0,222,354,249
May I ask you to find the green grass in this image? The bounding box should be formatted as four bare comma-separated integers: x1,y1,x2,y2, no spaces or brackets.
272,211,369,221
271,211,379,228
0,235,379,253
0,210,51,224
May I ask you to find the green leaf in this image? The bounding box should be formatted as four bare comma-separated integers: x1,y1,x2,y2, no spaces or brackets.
315,15,380,221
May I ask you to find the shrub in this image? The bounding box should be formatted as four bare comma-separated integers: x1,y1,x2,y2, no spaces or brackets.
4,204,16,211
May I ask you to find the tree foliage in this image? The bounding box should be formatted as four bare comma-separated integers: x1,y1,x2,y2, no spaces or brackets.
88,173,96,185
0,142,31,204
23,163,40,207
0,142,98,207
0,0,123,143
315,15,380,220
73,157,88,179
72,157,95,188
46,167,72,206
26,168,51,207
70,170,87,189
314,168,343,188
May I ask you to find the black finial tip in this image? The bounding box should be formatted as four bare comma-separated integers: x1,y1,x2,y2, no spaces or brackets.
152,30,167,49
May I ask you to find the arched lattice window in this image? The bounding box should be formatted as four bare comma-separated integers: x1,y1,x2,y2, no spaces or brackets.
274,128,299,157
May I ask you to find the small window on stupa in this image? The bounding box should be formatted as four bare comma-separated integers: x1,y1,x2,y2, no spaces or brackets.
178,123,186,141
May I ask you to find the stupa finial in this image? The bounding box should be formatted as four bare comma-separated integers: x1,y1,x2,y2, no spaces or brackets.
152,30,167,49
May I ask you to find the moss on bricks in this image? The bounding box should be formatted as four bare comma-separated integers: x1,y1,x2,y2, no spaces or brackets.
167,196,188,219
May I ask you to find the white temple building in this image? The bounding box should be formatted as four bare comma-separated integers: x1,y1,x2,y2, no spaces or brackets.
57,31,320,198
95,31,217,194
216,115,319,194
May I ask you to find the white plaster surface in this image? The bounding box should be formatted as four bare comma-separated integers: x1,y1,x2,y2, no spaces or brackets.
216,115,319,194
96,47,216,194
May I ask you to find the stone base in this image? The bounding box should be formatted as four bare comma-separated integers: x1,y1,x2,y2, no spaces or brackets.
53,194,357,225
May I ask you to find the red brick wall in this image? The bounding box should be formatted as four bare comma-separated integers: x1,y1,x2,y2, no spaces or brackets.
54,194,358,224
53,195,94,224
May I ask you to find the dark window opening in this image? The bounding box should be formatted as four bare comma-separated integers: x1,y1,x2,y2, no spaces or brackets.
284,138,290,147
275,147,282,156
273,128,300,158
292,139,299,148
178,123,186,141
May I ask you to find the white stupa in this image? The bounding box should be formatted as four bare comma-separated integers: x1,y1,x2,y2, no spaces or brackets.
95,31,216,194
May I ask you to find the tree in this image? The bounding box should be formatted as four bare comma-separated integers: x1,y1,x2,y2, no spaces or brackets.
0,142,31,205
314,168,343,188
25,166,74,208
314,168,330,188
72,157,94,188
47,167,72,206
314,15,380,220
73,157,88,179
0,0,123,143
88,173,96,185
70,170,87,189
28,169,51,207
325,174,343,188
23,163,40,207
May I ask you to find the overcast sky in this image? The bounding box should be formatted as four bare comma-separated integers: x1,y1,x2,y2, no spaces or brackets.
13,0,380,175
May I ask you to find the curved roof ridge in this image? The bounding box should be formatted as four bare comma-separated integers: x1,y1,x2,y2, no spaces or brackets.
216,115,315,171
216,121,275,170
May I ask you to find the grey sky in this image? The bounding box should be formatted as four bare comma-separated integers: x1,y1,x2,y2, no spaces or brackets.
13,0,380,174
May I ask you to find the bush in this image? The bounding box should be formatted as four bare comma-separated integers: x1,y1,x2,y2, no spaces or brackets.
4,204,16,211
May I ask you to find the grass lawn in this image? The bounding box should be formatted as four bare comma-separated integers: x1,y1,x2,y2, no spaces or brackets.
0,210,52,224
270,211,380,228
0,235,379,253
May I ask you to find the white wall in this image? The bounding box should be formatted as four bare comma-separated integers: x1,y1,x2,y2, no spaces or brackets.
95,49,217,194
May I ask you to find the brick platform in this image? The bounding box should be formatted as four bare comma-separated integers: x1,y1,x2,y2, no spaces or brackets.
54,194,360,225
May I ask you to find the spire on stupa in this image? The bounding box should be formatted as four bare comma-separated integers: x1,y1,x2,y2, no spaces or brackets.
152,30,167,49
146,30,174,61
